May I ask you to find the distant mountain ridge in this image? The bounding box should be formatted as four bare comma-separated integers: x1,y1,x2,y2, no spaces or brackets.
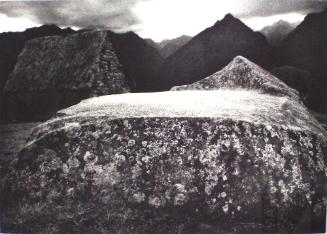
158,35,192,58
276,8,327,112
156,13,272,90
260,20,299,46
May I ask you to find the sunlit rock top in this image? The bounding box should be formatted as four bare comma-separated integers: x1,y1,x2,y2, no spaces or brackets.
31,90,326,142
172,56,300,101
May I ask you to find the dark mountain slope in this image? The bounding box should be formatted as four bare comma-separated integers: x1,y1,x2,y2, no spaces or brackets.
276,8,327,112
157,14,272,90
260,20,298,46
159,35,192,58
109,31,164,92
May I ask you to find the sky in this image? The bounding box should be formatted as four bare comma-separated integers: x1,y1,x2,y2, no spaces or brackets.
0,0,326,42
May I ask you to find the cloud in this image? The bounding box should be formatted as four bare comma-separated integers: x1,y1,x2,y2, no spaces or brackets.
237,0,327,18
0,0,326,39
132,0,327,41
0,0,142,31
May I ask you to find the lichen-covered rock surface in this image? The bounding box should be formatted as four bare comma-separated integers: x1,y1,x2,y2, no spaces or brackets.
3,31,130,122
1,91,326,233
172,56,300,102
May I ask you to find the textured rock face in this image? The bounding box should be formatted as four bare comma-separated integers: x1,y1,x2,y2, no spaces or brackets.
157,14,272,89
0,25,75,122
3,31,130,122
1,91,326,233
0,25,75,90
172,56,300,101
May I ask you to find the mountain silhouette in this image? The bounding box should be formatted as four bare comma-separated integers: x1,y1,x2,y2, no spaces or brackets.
108,31,163,92
276,8,327,112
260,20,298,46
158,35,192,58
156,14,272,90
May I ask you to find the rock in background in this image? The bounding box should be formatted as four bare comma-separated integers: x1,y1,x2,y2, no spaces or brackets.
3,31,130,123
0,25,75,122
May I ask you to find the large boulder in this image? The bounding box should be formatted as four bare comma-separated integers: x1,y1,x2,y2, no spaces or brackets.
1,90,326,233
172,56,300,101
3,31,130,123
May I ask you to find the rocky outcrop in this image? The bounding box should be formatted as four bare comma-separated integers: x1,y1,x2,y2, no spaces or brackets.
260,20,298,47
276,9,327,112
1,90,326,233
0,25,75,122
3,31,130,123
0,25,74,91
157,14,272,90
172,56,300,101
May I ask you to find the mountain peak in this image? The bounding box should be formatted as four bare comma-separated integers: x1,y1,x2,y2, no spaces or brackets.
221,13,239,23
214,13,247,29
224,13,236,20
213,13,238,26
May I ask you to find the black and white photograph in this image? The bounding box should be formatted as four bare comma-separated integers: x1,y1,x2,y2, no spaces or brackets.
0,0,327,233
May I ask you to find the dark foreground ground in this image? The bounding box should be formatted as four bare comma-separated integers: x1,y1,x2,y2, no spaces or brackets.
315,113,327,131
0,122,40,176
